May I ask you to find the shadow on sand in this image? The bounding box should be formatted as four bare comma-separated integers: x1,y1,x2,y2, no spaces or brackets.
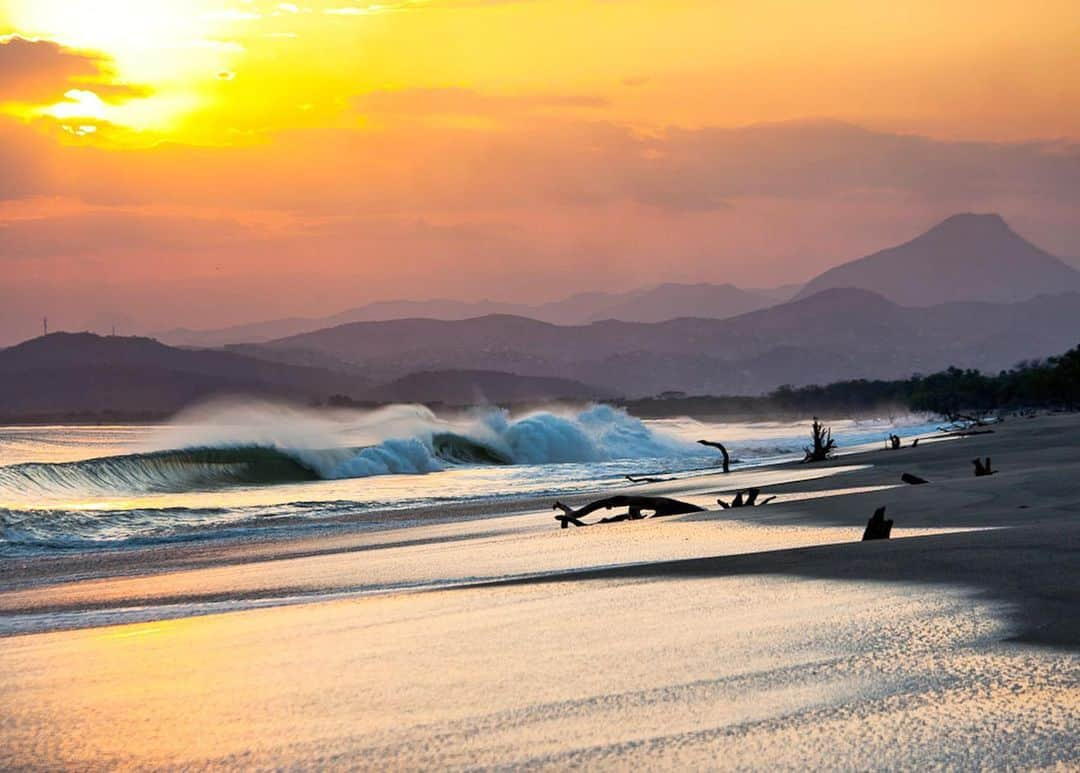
476,522,1078,648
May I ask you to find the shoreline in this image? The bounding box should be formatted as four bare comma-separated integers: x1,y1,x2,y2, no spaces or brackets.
2,413,1076,634
0,414,941,588
1,412,1077,768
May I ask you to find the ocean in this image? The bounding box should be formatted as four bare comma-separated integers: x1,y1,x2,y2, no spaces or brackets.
0,400,939,556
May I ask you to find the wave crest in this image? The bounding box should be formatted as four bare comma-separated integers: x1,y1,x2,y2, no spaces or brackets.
0,403,698,497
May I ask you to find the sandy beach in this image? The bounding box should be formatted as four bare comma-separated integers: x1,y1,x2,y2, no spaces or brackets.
1,414,1078,769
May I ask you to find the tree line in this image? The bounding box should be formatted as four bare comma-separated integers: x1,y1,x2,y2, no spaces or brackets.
622,344,1080,419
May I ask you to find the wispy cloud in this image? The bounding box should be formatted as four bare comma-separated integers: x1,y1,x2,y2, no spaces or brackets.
354,87,608,116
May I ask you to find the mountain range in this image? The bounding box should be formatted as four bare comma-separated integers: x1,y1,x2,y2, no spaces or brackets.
0,333,369,417
6,284,1079,417
5,213,1079,416
796,213,1080,305
247,287,1080,398
0,334,609,418
156,283,790,347
154,213,1078,346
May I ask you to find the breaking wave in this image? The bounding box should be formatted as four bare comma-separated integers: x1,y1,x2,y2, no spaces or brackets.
0,404,700,498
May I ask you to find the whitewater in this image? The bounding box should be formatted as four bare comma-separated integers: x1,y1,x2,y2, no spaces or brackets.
0,400,940,554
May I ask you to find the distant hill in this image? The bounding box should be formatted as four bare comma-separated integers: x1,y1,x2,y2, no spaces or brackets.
580,283,773,323
367,370,611,405
0,333,371,418
155,301,521,347
154,282,782,346
255,287,1080,396
9,285,1080,416
0,333,612,418
796,213,1080,306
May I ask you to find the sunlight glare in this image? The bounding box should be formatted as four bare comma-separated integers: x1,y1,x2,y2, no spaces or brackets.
7,0,248,133
44,89,108,121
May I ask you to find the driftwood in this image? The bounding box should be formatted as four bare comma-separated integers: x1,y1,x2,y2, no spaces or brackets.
553,495,705,528
625,474,668,484
862,506,894,541
901,472,929,485
697,440,730,473
803,418,837,462
939,429,995,438
972,457,996,477
888,434,921,448
717,487,776,509
953,413,991,426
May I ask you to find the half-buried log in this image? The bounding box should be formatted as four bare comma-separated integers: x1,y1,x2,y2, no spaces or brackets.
553,495,705,528
862,506,894,541
625,474,667,484
901,473,929,485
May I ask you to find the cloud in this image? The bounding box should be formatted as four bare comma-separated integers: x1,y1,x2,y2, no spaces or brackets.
324,0,539,13
0,119,52,198
3,115,1077,225
2,113,1077,220
0,211,257,260
353,87,608,116
0,35,148,105
2,112,1078,342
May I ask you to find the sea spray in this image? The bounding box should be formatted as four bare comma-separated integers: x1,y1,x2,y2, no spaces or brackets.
0,400,702,497
0,412,943,554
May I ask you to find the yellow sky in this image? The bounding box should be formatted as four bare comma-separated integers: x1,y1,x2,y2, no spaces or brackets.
0,0,1077,341
2,0,1078,144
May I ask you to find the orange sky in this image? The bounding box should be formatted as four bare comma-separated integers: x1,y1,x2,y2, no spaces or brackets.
1,0,1078,342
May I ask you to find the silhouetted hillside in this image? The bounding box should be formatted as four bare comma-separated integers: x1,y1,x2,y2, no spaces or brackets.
367,370,612,405
255,288,1080,396
796,213,1080,305
582,283,772,323
0,333,370,418
155,283,780,346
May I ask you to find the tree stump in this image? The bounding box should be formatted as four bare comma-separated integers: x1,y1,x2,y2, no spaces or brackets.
803,418,837,462
862,506,893,541
972,457,996,477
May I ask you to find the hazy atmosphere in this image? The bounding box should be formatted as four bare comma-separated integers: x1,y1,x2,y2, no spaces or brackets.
2,1,1079,343
2,3,1077,770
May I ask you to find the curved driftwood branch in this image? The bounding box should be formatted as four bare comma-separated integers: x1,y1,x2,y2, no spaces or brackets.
697,440,730,473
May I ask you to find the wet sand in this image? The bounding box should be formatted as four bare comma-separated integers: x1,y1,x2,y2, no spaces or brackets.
1,414,1078,768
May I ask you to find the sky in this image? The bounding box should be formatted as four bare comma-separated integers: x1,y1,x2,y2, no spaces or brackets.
0,0,1078,343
